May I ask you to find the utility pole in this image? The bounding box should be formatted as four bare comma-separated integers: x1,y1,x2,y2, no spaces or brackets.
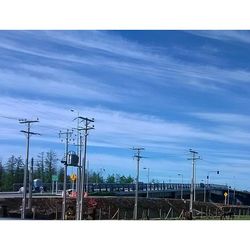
72,110,81,220
86,160,89,193
28,157,34,210
78,117,94,220
75,133,83,220
131,147,145,220
19,118,40,220
187,149,200,217
59,129,73,220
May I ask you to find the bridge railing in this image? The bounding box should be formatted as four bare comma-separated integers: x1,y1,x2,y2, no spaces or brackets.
11,182,231,193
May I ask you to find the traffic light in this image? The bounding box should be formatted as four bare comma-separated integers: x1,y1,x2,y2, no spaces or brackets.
217,171,219,174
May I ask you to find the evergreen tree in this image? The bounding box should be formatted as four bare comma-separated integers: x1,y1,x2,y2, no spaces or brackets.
88,171,104,184
3,155,16,191
58,166,64,183
106,174,115,183
119,175,134,184
35,152,45,181
14,156,24,184
0,160,4,191
44,150,57,183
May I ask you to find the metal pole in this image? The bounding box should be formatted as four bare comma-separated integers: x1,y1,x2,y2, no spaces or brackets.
56,181,58,194
227,185,230,205
21,123,30,219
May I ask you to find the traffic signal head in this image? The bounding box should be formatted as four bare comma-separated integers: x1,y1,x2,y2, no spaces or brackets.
217,171,219,174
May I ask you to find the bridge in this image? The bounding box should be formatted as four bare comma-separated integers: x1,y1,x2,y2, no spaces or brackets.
6,182,250,205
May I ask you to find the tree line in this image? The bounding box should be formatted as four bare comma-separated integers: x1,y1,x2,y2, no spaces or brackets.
0,150,135,191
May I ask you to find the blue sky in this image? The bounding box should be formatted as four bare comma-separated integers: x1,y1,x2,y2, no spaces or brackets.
1,30,250,190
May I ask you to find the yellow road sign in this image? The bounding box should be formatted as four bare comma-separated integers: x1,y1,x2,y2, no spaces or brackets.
70,173,77,181
224,192,228,197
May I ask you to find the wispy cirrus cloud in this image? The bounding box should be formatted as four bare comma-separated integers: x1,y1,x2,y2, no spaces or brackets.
191,112,250,126
1,30,250,96
1,31,250,188
188,30,250,44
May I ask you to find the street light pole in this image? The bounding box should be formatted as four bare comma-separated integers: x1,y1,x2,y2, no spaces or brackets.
178,174,183,200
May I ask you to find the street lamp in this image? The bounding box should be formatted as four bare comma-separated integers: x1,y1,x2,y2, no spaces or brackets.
143,167,150,198
178,173,183,200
